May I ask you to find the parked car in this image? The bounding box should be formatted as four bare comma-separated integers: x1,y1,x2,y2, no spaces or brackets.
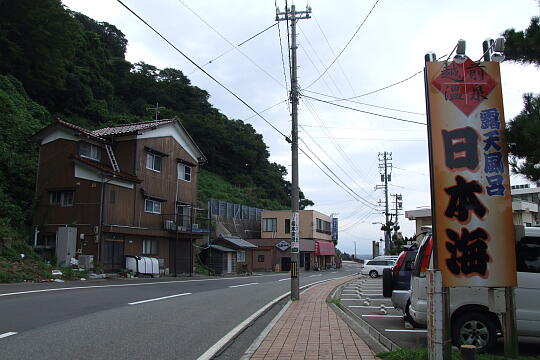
361,258,395,278
382,245,418,323
408,227,540,352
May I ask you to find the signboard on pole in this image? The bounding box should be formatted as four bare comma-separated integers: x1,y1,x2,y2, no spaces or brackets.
291,211,299,253
426,58,517,287
332,217,338,242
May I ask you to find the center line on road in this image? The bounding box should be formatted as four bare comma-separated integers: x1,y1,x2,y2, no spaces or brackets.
278,278,289,282
229,282,259,288
128,292,192,305
309,274,322,277
0,332,17,339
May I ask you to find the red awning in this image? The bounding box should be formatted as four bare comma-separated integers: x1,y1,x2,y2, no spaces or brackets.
315,241,336,256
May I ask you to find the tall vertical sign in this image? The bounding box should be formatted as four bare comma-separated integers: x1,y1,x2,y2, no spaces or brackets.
426,58,517,287
331,217,338,242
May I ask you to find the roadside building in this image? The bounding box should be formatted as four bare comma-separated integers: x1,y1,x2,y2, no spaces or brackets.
200,235,257,275
250,210,337,271
405,185,540,233
32,118,208,274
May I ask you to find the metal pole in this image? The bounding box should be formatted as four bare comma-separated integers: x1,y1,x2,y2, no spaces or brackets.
503,286,518,358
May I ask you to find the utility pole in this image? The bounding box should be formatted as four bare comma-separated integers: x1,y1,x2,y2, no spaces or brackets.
276,2,311,301
391,194,403,239
376,152,392,254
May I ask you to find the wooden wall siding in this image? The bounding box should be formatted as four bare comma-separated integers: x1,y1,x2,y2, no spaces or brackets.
134,137,198,230
112,139,137,174
252,249,272,271
104,184,135,226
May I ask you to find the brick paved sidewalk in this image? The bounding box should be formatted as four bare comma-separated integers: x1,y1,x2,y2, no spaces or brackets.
249,276,377,360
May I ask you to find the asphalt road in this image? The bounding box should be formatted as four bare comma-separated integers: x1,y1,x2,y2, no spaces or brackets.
0,262,361,360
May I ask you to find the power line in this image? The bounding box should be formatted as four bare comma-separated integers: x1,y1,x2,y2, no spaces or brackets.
308,137,426,142
275,0,291,114
177,0,285,88
299,124,424,132
188,23,277,75
303,94,427,125
116,0,289,141
302,89,425,116
305,0,381,89
242,99,288,122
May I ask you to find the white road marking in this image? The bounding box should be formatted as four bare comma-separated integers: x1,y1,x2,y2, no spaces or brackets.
385,329,428,333
0,332,17,339
128,292,192,305
362,315,403,318
278,278,289,282
229,282,259,288
0,275,283,298
309,274,322,277
341,298,391,301
347,305,384,309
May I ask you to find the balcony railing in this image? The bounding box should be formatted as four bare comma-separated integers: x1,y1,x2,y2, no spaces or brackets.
162,214,210,234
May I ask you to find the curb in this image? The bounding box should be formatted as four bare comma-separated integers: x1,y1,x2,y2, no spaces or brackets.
199,274,357,360
328,278,401,353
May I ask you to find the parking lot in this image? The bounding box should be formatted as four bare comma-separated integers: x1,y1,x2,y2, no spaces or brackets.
340,275,540,356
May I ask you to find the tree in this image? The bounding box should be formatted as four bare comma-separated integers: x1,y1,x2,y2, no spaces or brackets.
504,17,540,183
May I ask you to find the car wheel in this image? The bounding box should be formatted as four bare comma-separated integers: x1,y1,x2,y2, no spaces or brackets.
369,270,378,278
452,311,498,352
382,268,393,297
405,301,423,328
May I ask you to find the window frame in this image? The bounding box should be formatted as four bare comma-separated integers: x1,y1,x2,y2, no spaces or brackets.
262,218,277,232
49,190,74,207
142,239,160,255
146,152,163,172
258,255,265,263
144,199,162,214
79,142,101,161
237,250,246,262
284,219,291,234
178,163,192,182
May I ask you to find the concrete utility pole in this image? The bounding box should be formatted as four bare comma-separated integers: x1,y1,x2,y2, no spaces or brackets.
276,3,311,301
376,152,392,254
391,194,403,239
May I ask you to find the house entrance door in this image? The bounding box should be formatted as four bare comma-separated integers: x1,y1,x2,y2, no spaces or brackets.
304,253,311,271
103,240,124,272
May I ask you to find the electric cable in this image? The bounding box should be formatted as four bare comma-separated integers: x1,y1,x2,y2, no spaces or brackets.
116,0,290,142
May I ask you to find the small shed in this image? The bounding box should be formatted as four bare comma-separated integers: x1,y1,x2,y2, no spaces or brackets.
200,244,236,275
214,235,257,274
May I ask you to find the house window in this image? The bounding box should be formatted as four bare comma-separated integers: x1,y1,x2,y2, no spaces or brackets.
146,152,162,172
316,218,331,234
178,163,192,182
143,239,159,255
262,218,277,232
258,255,265,263
176,205,191,230
237,250,246,262
144,199,161,214
49,191,74,207
80,142,101,161
285,219,290,234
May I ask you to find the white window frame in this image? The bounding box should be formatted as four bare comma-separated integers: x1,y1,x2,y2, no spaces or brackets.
80,142,101,161
144,199,161,214
237,250,246,262
146,152,162,172
178,163,192,182
49,191,74,207
262,218,277,232
143,239,159,255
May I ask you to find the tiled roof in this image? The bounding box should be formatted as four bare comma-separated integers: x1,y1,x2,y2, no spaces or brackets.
209,244,235,252
55,119,106,142
92,119,175,136
70,154,141,183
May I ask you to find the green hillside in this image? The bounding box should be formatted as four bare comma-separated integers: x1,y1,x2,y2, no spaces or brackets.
0,0,312,238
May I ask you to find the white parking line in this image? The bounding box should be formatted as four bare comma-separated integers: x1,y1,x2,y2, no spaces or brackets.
128,292,192,305
341,298,392,301
229,283,259,288
0,332,17,339
385,329,428,333
362,315,403,318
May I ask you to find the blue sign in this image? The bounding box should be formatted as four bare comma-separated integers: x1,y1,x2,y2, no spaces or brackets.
332,218,338,242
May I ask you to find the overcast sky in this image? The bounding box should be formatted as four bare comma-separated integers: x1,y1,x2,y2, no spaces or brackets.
62,0,540,254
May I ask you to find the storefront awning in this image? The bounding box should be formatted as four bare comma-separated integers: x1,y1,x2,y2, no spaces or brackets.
315,240,336,256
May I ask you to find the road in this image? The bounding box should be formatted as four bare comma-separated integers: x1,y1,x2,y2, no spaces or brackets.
0,262,361,360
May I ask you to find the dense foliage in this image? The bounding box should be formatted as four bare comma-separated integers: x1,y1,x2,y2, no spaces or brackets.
504,17,540,183
0,0,312,238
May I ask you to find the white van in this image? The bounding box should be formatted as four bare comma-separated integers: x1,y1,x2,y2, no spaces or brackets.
408,227,540,351
361,258,395,278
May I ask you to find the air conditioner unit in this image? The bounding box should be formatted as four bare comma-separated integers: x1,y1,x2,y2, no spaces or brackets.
164,220,175,230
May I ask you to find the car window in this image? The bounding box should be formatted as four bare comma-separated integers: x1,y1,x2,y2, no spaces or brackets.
365,260,373,266
516,236,540,273
385,261,394,266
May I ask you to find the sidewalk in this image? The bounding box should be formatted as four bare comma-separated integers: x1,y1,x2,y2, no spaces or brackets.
248,276,377,360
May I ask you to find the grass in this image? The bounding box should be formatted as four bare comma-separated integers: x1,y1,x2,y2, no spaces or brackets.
327,297,341,305
377,348,540,360
0,239,88,282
